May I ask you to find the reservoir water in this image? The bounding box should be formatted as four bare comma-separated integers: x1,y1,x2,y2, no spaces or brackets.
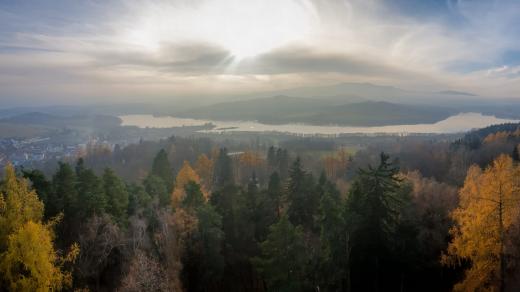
119,113,519,135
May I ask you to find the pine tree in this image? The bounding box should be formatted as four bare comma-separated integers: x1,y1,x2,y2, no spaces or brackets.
286,157,318,229
76,161,106,217
151,149,173,187
244,173,261,242
126,183,152,215
253,215,310,291
267,172,283,219
49,162,82,245
267,146,277,170
345,152,402,291
22,169,52,212
196,203,225,281
315,170,328,204
246,172,259,210
102,168,129,225
319,179,347,291
213,148,233,188
182,203,225,291
52,162,78,219
277,148,289,180
210,183,251,256
75,157,86,176
48,164,68,218
144,174,170,205
182,181,206,210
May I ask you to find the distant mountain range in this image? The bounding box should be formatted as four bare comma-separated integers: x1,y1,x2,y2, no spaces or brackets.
232,82,478,105
173,83,520,126
2,82,518,127
246,82,408,100
437,90,476,96
178,96,458,126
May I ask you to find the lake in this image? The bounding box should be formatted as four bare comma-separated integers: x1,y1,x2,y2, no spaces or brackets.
119,113,520,135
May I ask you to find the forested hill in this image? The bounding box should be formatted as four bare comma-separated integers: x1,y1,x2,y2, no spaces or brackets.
454,122,520,150
178,96,457,126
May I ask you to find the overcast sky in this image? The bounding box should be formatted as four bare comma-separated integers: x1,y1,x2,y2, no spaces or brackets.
1,0,520,106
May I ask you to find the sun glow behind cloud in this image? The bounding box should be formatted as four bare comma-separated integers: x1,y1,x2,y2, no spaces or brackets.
120,0,316,59
1,0,520,105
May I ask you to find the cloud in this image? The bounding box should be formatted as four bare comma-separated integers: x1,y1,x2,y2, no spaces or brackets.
230,47,426,81
84,43,423,79
0,0,520,104
487,65,520,78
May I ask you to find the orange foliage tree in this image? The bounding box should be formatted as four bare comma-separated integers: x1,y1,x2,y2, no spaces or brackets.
443,155,520,291
171,161,204,207
195,154,214,191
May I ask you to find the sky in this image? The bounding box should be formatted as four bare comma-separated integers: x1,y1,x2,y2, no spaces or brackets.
0,0,520,106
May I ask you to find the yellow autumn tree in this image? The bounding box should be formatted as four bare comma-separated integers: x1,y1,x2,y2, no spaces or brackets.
171,161,203,207
0,221,77,292
195,154,214,190
0,163,44,249
0,163,78,292
483,131,510,143
442,155,520,291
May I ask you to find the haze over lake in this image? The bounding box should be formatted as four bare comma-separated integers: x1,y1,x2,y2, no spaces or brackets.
119,112,519,135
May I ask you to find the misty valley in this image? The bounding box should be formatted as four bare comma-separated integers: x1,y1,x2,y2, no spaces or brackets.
119,112,519,135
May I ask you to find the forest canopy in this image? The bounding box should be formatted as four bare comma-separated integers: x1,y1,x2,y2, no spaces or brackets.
2,123,520,291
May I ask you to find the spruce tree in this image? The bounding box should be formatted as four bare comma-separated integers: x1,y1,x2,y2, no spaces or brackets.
51,162,80,244
253,215,310,291
213,148,233,188
76,160,106,217
318,179,347,291
143,174,169,205
102,168,129,225
126,183,151,215
267,172,283,219
345,152,402,291
286,157,318,229
277,148,289,180
182,181,205,210
244,173,261,243
22,169,52,212
151,149,173,188
182,203,225,291
267,146,277,169
52,163,78,218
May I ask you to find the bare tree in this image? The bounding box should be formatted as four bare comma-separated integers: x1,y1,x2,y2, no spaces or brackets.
76,214,124,290
119,251,172,292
